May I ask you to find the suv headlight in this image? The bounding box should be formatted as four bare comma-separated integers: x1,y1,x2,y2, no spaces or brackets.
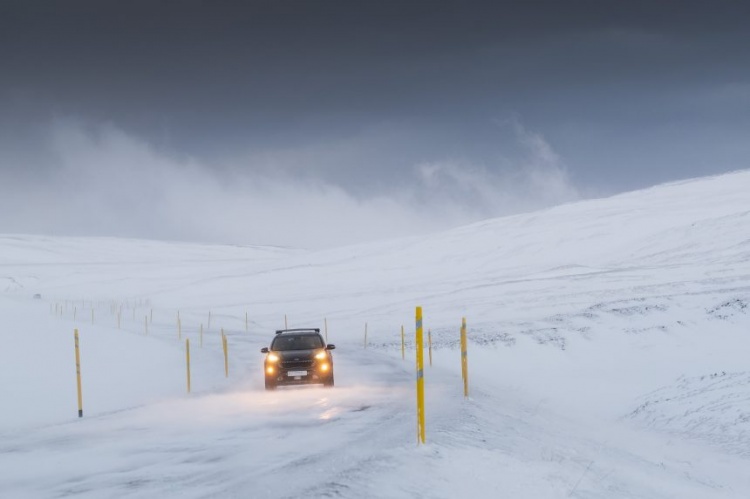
267,353,280,362
314,350,327,360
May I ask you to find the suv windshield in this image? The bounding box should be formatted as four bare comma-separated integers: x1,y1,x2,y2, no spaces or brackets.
271,334,324,351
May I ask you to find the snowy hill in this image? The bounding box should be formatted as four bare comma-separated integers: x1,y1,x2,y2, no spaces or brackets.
1,170,750,497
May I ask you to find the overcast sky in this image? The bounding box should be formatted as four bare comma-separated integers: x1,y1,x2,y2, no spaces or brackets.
1,1,749,248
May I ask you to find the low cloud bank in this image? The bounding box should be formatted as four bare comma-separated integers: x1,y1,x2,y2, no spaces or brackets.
0,120,580,249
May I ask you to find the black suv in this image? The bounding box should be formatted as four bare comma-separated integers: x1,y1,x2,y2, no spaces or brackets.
260,328,335,390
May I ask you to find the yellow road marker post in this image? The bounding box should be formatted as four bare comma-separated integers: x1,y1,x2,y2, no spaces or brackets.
74,329,83,418
416,307,426,444
401,325,405,360
222,330,229,378
461,318,469,398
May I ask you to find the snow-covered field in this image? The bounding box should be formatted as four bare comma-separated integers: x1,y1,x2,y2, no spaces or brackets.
2,171,750,498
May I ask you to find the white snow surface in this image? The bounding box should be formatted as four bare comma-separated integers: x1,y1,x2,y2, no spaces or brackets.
2,170,750,498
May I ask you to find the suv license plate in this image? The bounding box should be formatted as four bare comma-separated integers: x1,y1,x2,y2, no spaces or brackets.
288,370,307,377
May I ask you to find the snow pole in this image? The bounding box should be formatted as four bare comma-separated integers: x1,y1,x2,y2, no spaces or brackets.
416,307,426,444
74,329,83,418
428,329,433,367
222,330,229,378
324,318,329,343
208,310,212,330
284,314,287,329
186,338,191,393
401,325,405,360
461,318,469,398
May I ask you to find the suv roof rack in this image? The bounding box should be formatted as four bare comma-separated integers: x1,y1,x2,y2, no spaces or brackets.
275,328,321,335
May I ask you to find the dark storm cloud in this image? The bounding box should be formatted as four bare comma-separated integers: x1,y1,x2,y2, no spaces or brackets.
3,2,748,142
1,1,749,246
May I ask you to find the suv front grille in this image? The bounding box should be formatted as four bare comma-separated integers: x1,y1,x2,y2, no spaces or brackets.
281,360,314,370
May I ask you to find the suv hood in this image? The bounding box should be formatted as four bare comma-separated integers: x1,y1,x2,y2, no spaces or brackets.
275,350,316,361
